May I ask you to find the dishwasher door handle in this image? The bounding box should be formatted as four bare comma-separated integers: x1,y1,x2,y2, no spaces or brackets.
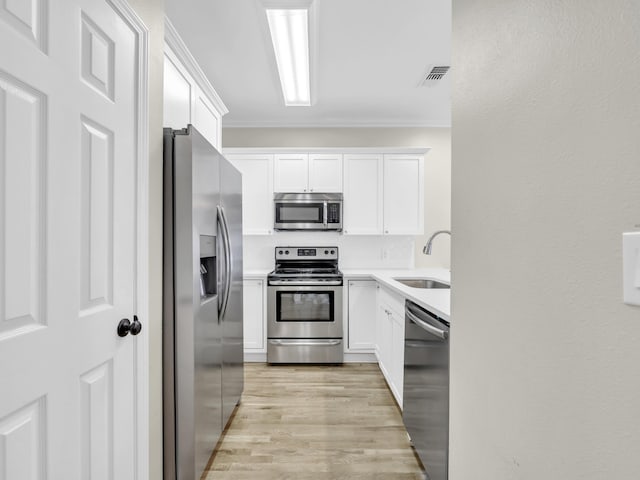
406,310,449,340
269,339,342,347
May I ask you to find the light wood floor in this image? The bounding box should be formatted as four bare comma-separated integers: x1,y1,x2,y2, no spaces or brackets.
204,363,425,480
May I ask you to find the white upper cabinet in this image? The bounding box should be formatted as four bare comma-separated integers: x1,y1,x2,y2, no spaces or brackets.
383,154,424,235
193,86,220,149
226,154,274,235
274,154,309,192
163,19,227,150
224,147,427,236
163,52,191,129
274,153,343,192
343,154,383,235
308,154,343,192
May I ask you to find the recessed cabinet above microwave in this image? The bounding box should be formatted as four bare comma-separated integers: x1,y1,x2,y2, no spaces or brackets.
274,153,343,193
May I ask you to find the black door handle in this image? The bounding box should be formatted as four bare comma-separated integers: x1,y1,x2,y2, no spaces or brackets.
117,315,142,337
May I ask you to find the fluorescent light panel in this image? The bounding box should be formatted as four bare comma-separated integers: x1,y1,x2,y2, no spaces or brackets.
266,8,311,106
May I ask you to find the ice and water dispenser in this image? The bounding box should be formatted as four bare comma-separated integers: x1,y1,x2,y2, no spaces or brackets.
199,235,217,299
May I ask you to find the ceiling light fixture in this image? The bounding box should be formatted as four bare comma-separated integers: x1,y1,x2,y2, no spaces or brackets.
265,5,311,106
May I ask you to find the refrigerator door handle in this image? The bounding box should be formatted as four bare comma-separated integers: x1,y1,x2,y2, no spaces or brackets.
217,205,232,323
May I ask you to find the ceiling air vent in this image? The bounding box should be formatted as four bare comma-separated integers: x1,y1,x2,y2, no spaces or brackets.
420,65,450,86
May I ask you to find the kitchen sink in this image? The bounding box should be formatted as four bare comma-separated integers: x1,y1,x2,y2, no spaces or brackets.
393,278,450,289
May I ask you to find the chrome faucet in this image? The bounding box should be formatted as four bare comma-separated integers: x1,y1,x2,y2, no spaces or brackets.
423,230,451,255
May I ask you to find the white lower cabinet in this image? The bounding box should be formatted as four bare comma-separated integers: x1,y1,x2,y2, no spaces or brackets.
242,279,266,353
347,280,377,351
376,284,405,408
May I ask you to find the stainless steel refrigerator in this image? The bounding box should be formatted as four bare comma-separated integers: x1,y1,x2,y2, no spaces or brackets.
163,125,244,480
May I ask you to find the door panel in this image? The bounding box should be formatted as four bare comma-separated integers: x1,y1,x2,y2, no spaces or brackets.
0,1,143,478
220,158,244,429
0,397,46,480
0,72,46,339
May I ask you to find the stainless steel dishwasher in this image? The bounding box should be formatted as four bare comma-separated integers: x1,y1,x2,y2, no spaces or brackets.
403,300,450,480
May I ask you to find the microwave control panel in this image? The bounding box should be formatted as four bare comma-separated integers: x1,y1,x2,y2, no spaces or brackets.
327,203,341,223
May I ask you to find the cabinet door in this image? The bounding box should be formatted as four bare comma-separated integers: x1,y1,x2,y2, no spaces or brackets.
226,154,274,234
343,154,383,234
193,85,221,150
309,153,343,192
242,279,265,351
383,154,424,234
377,304,393,381
163,51,192,129
347,280,377,351
274,153,309,192
390,309,405,408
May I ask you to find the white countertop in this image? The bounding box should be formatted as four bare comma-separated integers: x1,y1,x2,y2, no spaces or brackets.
244,267,451,321
243,269,272,279
342,268,451,321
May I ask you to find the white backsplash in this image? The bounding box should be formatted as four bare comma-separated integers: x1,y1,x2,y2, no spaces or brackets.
243,233,415,270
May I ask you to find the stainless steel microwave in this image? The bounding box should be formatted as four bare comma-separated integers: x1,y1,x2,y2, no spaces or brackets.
274,192,343,231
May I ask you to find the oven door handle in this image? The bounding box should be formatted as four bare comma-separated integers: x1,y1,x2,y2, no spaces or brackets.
268,279,343,286
269,339,342,347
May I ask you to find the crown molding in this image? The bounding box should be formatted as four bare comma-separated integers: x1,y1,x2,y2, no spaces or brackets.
223,146,431,155
222,120,451,129
260,0,314,10
164,16,229,116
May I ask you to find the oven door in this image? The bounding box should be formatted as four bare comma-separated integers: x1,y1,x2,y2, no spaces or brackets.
267,285,343,338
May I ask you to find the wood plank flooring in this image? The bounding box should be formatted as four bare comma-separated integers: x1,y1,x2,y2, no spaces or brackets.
204,363,425,479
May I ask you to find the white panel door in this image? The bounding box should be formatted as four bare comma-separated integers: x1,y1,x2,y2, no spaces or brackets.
343,154,383,234
226,154,274,234
0,1,144,479
308,153,342,192
383,154,424,235
274,153,308,192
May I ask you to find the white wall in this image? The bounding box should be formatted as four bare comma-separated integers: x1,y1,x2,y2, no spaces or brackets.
244,233,415,270
223,127,452,269
451,1,640,479
126,1,164,478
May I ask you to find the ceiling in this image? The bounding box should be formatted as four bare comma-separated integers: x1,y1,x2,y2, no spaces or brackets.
165,0,451,128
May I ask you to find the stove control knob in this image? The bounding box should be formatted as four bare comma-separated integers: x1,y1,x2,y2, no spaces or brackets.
330,250,335,254
285,250,289,255
278,250,283,255
324,250,329,254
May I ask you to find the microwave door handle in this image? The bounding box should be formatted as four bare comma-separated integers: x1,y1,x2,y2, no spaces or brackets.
323,201,328,227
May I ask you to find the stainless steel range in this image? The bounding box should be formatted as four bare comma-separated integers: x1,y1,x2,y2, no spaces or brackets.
267,246,343,363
